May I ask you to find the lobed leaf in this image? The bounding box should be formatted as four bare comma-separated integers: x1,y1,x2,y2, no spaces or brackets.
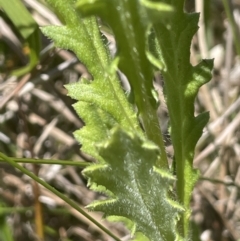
41,17,109,79
144,1,213,237
66,59,142,161
76,0,172,166
42,0,141,162
84,127,184,241
40,1,210,240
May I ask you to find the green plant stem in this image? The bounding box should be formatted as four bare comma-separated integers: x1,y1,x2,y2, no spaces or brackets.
222,0,240,56
0,152,121,241
0,156,90,167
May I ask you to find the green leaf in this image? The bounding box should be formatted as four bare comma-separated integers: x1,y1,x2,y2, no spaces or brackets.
40,1,212,240
42,0,142,163
41,1,110,80
65,59,141,162
144,2,213,237
76,0,169,167
83,127,184,241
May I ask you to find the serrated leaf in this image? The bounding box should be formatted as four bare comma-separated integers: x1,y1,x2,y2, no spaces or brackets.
41,0,111,80
65,59,142,162
40,1,211,240
41,18,108,79
75,0,169,165
84,127,184,241
42,0,142,162
144,2,213,237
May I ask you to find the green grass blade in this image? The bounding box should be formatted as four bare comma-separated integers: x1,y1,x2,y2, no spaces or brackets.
0,0,36,39
0,0,41,77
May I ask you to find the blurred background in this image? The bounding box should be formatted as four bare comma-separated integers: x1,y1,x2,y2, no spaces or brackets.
1,0,240,240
